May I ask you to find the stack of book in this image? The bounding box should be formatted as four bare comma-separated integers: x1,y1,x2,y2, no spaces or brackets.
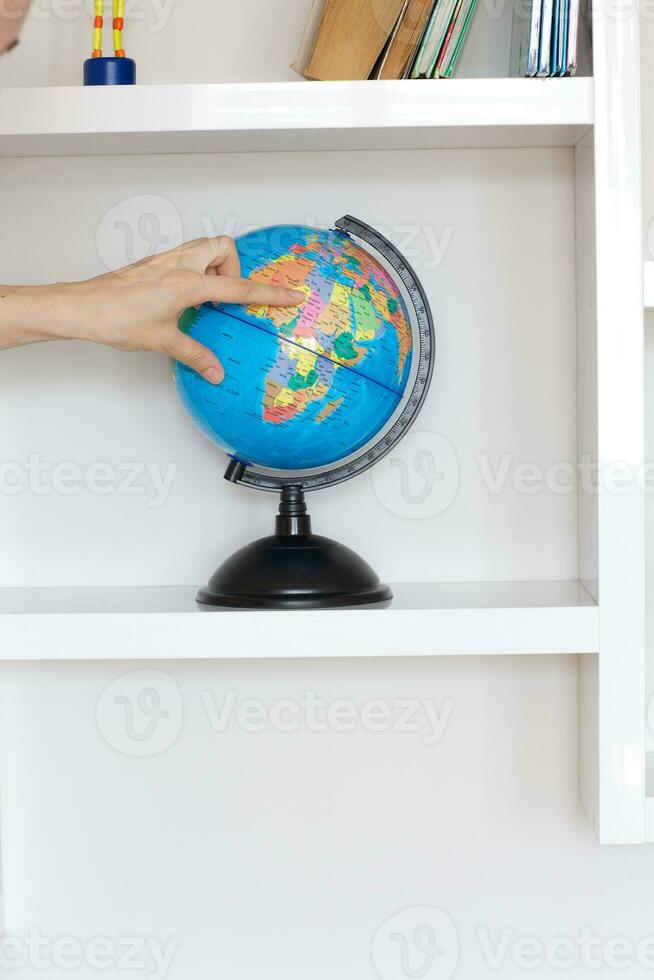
509,0,590,76
292,0,480,80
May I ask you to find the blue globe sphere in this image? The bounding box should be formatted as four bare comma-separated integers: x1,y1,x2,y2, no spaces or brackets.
174,225,413,472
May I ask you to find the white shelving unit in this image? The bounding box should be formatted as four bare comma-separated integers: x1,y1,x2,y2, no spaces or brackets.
0,0,646,847
645,260,654,310
0,78,593,155
0,582,599,660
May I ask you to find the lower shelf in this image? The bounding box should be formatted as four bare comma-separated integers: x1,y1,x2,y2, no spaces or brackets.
0,581,598,660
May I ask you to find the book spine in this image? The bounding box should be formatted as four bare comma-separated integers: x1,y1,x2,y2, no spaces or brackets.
409,0,441,77
550,0,561,74
434,0,464,76
566,0,580,74
424,0,459,76
537,0,554,75
443,0,479,76
374,0,410,78
558,0,569,74
394,0,439,78
526,0,542,76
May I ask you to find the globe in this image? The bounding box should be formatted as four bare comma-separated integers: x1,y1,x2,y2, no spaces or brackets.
173,216,434,609
174,224,414,472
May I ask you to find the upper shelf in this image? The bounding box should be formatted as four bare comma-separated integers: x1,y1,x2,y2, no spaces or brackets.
0,78,594,157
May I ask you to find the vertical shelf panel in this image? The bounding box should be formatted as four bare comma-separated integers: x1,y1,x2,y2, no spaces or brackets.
576,127,600,834
591,0,646,842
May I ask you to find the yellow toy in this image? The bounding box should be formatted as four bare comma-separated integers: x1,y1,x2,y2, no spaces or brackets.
84,0,135,85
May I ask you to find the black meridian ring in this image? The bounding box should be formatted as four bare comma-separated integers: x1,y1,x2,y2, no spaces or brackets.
232,214,436,492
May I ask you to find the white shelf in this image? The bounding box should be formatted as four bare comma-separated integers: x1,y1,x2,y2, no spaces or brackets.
0,78,594,157
0,581,598,660
645,260,654,310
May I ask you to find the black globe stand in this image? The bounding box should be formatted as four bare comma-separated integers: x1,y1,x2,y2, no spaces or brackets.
196,480,392,611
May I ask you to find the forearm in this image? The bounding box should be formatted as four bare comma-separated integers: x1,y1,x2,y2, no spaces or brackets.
0,238,302,381
0,283,82,349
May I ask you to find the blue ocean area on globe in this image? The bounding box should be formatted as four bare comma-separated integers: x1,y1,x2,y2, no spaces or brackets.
174,225,413,471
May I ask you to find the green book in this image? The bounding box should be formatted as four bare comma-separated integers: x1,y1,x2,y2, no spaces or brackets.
442,0,479,76
409,0,458,77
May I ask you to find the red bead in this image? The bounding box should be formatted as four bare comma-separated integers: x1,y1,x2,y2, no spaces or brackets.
92,49,102,57
93,15,103,27
115,48,125,57
113,17,123,28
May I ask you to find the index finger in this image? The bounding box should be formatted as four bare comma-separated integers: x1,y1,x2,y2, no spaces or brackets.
192,275,306,309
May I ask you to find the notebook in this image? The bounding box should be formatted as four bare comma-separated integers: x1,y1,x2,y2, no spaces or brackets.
410,0,459,77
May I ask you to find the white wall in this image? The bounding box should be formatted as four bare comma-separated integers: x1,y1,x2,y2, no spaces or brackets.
0,0,513,87
0,5,653,980
4,654,654,980
0,146,577,587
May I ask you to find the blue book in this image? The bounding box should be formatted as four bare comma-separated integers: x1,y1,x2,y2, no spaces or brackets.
550,0,562,74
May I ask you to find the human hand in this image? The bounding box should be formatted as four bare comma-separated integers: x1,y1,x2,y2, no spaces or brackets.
0,0,31,54
0,237,305,384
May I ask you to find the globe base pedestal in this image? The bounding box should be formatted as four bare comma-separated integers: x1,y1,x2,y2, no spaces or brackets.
197,486,392,610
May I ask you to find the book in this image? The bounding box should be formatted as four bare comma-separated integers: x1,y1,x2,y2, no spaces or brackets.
509,0,542,76
537,0,555,75
566,0,580,72
376,0,438,79
410,0,459,77
550,0,564,74
433,0,464,75
291,0,328,77
566,0,592,74
305,0,408,80
557,0,569,74
509,0,590,77
441,0,479,77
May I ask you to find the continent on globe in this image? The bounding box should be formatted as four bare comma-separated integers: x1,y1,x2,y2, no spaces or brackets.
174,225,413,471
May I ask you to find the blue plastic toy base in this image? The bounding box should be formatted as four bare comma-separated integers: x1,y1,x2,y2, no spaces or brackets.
83,56,136,85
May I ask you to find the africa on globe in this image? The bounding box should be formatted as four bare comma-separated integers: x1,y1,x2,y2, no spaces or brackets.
174,224,414,471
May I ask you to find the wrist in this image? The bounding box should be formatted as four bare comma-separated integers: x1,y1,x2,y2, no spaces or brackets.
0,283,87,347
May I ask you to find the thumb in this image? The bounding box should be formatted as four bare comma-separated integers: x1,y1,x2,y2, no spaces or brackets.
168,331,224,385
